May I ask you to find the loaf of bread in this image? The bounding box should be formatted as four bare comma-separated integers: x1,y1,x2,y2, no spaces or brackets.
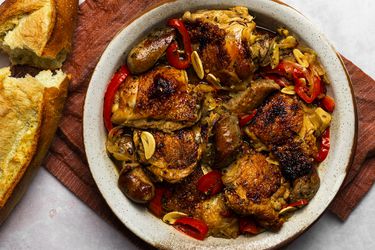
0,0,78,69
0,67,69,208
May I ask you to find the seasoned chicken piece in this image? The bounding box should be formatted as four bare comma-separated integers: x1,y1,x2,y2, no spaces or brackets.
133,128,203,183
224,79,280,116
163,168,205,215
248,93,316,180
272,140,315,180
183,7,258,89
213,112,242,168
112,67,202,132
195,194,239,238
249,93,304,145
222,152,286,230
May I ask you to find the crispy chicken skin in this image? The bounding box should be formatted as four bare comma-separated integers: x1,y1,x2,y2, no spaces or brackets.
249,93,304,145
222,152,285,230
248,93,316,180
111,67,202,132
133,128,203,183
183,7,259,89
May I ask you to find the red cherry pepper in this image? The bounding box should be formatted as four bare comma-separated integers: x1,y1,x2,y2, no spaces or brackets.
103,65,130,132
239,110,257,127
315,127,330,162
166,19,192,69
321,95,335,112
173,217,209,240
197,170,224,197
239,217,264,235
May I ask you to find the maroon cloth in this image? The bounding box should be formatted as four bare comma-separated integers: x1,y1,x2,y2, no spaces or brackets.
43,0,375,244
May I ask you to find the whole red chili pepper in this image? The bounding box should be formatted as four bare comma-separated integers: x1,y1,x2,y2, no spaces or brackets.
315,127,330,162
166,19,192,69
173,217,209,240
239,110,257,127
197,170,224,197
103,65,130,131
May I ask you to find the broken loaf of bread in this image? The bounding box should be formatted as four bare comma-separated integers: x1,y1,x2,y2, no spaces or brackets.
0,0,78,69
0,67,69,208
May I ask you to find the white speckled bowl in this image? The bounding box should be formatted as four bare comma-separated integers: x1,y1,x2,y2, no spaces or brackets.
83,0,357,249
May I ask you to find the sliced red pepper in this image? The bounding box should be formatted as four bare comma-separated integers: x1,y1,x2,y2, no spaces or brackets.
294,75,321,104
315,127,330,162
239,110,257,127
197,170,224,197
166,19,192,69
148,187,166,218
239,217,264,235
103,65,130,131
283,199,309,209
321,95,335,112
268,60,321,104
173,217,209,240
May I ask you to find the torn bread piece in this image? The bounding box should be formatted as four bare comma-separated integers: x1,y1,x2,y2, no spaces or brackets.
0,0,78,69
0,67,68,208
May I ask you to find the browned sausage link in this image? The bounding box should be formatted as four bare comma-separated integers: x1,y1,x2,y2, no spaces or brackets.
118,164,155,203
127,27,176,74
213,112,242,168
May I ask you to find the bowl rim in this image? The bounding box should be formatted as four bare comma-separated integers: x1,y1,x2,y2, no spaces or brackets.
83,0,358,249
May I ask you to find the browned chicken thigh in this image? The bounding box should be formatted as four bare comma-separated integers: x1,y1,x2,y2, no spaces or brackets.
248,93,317,180
183,7,274,90
111,66,202,132
222,151,287,230
133,128,203,183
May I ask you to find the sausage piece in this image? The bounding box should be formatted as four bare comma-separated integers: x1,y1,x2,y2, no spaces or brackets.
118,164,155,203
213,113,242,168
127,27,176,74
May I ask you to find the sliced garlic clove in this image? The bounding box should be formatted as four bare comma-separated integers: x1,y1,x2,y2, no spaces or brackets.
191,51,205,79
140,131,156,160
206,73,222,88
279,206,297,215
293,48,309,68
201,164,212,175
162,211,188,225
281,85,296,95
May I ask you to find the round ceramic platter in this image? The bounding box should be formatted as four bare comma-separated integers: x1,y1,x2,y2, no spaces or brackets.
83,0,357,249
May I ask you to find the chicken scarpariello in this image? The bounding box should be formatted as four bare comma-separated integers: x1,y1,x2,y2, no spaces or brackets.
104,6,334,240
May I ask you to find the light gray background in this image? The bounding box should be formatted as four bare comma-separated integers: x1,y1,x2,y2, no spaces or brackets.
0,0,374,249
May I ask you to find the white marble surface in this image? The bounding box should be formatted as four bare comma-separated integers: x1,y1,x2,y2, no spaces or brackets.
0,0,374,249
